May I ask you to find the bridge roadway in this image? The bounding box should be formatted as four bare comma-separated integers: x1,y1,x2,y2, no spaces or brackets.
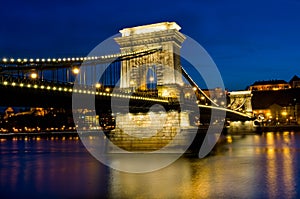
0,76,252,122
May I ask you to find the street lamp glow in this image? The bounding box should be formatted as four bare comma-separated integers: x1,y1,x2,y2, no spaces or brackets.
281,111,287,116
72,68,80,74
30,73,38,79
95,83,101,88
149,76,154,82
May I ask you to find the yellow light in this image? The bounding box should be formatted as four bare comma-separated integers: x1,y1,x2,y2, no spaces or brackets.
11,82,16,86
20,83,24,87
58,87,62,91
23,58,27,62
64,88,68,91
27,84,31,88
40,85,45,89
47,86,51,90
193,87,197,91
105,88,110,92
2,58,7,62
34,85,38,88
3,81,8,85
53,87,57,90
47,58,51,62
10,58,14,62
30,72,37,79
17,58,21,62
30,58,34,62
95,83,101,88
281,111,287,116
149,76,154,82
72,68,80,74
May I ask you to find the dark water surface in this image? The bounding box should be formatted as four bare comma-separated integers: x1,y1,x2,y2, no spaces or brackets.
1,132,300,198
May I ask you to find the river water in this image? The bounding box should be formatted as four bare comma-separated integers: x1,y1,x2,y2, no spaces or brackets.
1,131,300,198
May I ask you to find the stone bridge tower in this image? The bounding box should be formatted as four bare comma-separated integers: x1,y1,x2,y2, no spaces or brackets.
114,22,186,98
228,91,253,115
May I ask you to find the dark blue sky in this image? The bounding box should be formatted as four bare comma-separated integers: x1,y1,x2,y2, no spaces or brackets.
1,0,300,90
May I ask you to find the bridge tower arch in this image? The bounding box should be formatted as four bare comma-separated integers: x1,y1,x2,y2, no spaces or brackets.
115,22,186,98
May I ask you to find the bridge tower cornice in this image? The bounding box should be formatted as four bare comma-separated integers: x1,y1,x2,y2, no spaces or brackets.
114,22,185,98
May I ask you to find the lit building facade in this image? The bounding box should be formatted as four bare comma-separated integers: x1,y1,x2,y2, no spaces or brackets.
249,80,291,91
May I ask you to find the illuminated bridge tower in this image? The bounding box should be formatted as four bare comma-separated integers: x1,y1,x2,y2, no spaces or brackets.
115,22,185,98
228,91,253,116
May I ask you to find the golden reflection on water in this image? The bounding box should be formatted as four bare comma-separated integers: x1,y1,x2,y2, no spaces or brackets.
264,132,296,198
0,132,299,198
108,132,299,198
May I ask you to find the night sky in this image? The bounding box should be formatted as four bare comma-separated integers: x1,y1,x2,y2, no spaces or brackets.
1,0,300,90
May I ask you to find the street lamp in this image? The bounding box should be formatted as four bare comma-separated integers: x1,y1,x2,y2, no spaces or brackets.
30,72,38,79
72,68,80,74
95,83,101,88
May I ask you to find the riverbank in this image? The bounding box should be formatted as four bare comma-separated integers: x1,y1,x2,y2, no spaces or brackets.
0,131,78,139
255,124,300,133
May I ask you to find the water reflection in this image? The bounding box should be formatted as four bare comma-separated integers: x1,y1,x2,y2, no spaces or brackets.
0,132,300,198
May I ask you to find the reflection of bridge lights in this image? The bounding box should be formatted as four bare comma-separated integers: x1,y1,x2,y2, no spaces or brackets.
72,68,80,74
30,73,38,79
